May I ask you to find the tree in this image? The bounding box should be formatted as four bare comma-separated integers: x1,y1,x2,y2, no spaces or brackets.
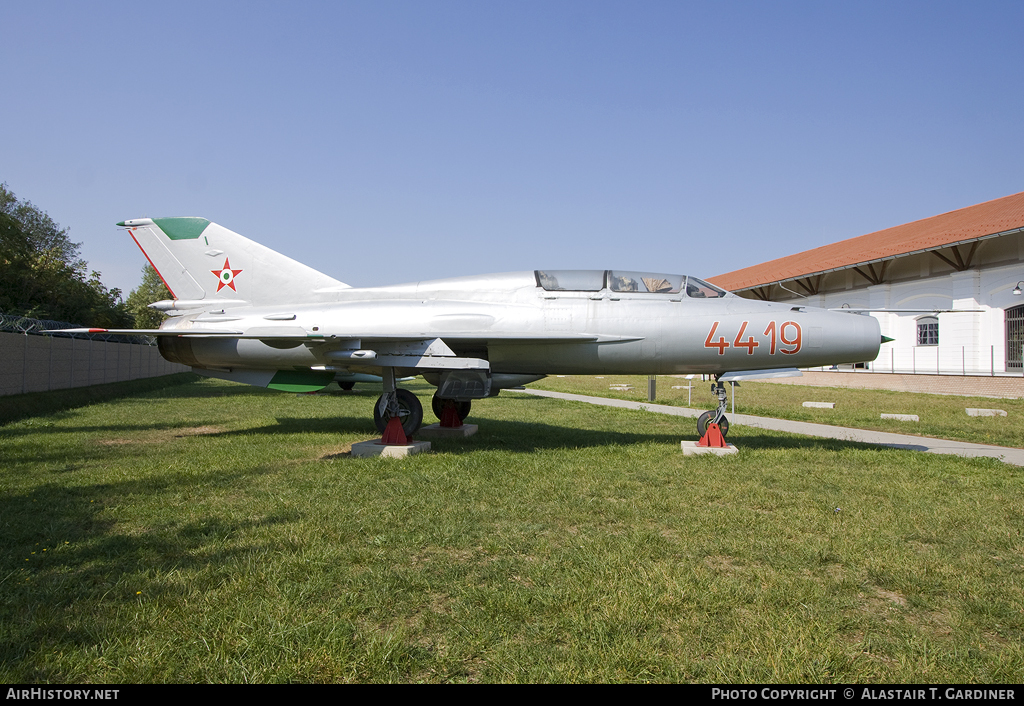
0,211,35,314
0,184,84,270
125,265,171,329
0,182,131,326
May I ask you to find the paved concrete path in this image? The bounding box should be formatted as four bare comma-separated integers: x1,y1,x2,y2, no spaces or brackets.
520,389,1024,466
748,370,1024,399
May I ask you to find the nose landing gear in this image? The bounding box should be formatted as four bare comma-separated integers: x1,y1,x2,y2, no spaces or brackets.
696,380,730,447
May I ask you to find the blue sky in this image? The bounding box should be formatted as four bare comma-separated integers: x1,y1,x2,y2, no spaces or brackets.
4,1,1023,295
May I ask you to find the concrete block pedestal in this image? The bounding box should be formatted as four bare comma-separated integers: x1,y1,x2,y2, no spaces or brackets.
681,441,738,457
351,439,431,458
417,423,478,439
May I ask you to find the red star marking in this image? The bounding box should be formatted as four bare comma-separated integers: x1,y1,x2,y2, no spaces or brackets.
211,258,243,292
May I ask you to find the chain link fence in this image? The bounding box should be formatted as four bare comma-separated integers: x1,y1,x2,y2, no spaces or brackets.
0,312,156,345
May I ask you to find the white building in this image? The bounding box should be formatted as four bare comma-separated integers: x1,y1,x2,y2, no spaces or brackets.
710,192,1024,375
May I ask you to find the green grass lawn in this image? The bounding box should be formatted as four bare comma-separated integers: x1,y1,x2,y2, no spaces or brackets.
533,375,1024,448
2,376,1023,682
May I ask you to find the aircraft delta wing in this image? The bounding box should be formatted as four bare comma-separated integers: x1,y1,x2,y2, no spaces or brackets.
60,217,883,440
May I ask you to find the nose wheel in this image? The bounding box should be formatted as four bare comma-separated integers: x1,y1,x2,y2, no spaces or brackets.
697,410,729,438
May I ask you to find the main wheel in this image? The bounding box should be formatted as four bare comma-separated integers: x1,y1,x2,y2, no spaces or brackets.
697,411,729,438
431,396,472,422
374,389,423,436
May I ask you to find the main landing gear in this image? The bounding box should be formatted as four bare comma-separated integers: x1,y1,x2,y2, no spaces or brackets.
374,369,424,443
696,380,730,446
373,388,423,437
431,396,471,428
371,368,475,444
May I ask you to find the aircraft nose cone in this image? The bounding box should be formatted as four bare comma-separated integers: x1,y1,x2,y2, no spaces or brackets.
851,312,882,362
817,310,881,366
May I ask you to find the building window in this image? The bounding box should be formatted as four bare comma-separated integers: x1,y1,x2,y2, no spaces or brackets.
917,316,938,346
1008,305,1024,370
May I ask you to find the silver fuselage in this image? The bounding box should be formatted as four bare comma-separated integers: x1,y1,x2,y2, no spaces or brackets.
158,271,881,377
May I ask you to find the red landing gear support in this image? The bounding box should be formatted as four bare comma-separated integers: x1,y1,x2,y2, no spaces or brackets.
380,415,409,445
696,422,728,448
439,402,463,429
418,397,478,439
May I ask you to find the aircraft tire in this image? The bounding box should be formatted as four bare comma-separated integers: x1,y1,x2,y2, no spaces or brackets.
338,381,355,391
374,389,423,436
431,395,472,422
697,411,729,438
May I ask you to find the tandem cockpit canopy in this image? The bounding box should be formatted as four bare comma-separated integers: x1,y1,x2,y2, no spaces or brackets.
534,270,729,298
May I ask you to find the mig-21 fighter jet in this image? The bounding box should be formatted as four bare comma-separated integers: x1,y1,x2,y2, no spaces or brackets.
62,217,882,443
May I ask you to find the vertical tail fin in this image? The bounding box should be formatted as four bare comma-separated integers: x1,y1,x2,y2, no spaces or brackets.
119,217,349,306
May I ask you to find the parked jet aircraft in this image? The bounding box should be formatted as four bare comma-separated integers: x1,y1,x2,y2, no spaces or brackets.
62,217,882,440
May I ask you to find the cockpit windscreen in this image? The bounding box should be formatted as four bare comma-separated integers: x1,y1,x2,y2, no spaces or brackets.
685,277,728,298
535,270,605,291
608,271,683,293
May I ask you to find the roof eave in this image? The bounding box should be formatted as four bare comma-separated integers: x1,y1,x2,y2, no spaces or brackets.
725,225,1024,293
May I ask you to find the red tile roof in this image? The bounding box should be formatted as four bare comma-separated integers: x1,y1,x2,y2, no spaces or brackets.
709,191,1024,292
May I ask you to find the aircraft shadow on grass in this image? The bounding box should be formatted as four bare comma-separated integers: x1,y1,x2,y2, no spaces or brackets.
207,412,905,457
2,383,908,458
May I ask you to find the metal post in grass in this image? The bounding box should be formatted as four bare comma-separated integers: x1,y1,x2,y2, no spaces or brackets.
730,381,736,415
647,375,656,402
